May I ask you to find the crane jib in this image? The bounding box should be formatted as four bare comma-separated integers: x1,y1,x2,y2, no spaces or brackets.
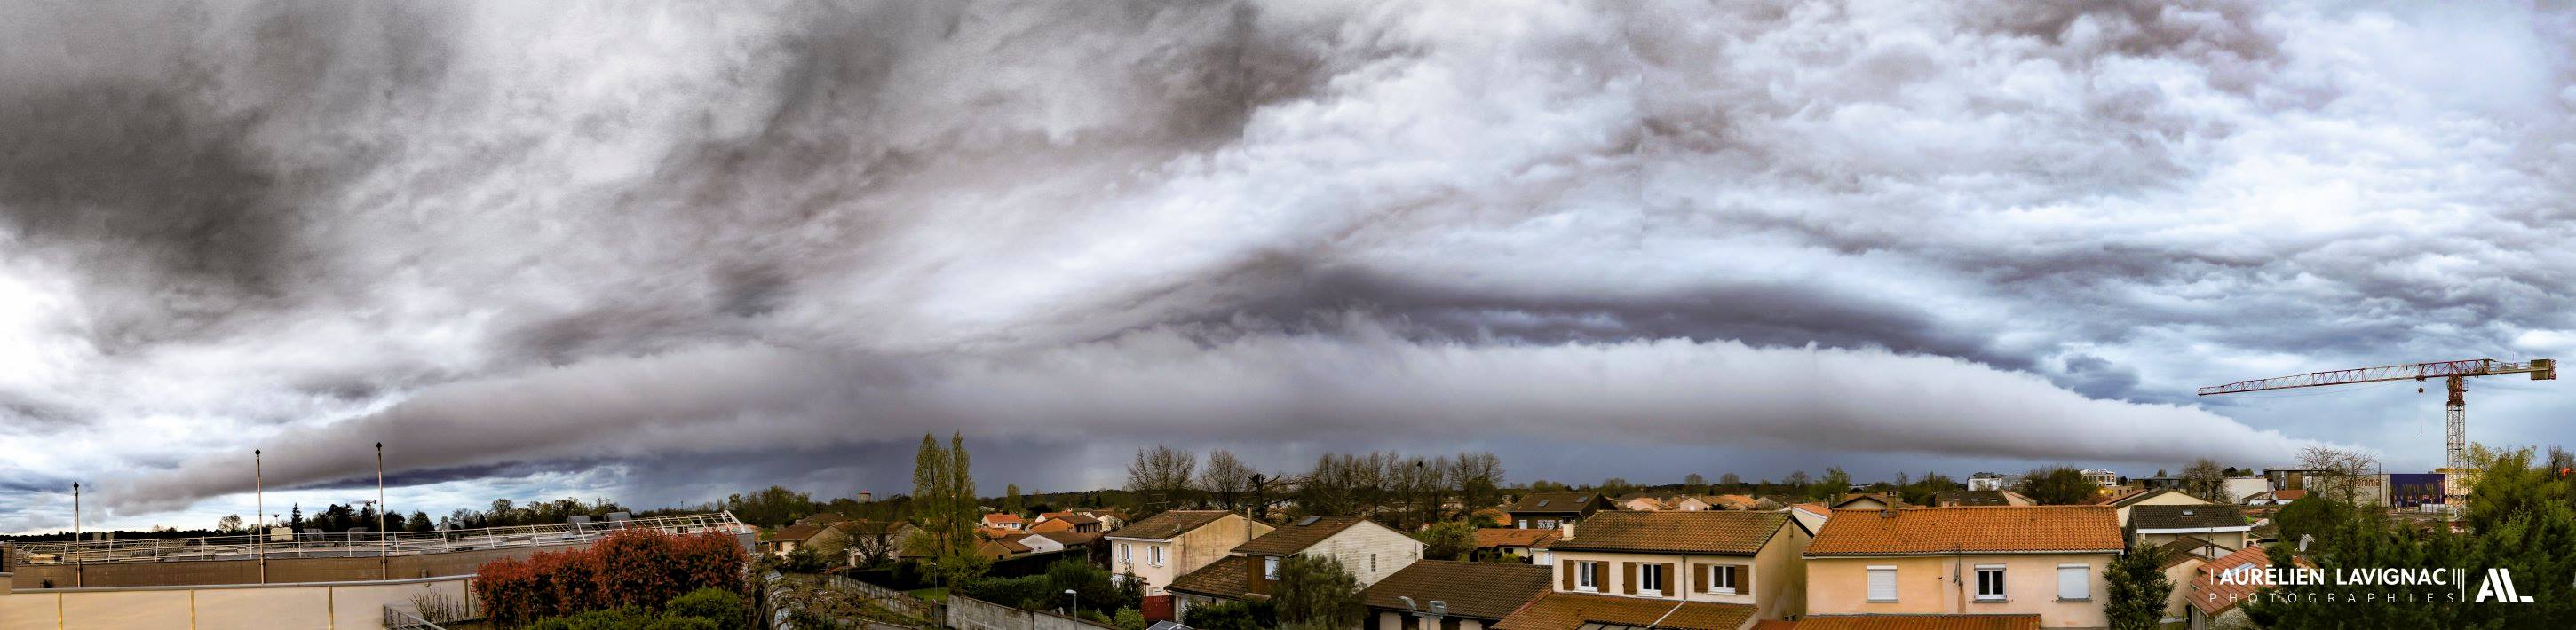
2197,358,2555,396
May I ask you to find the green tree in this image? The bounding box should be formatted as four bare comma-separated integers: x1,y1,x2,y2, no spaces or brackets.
2017,467,2096,505
1181,599,1275,630
1112,608,1146,630
2104,541,2174,630
1415,521,1477,561
1272,555,1364,629
1003,484,1024,516
1816,467,1853,500
2463,445,2568,533
406,511,433,532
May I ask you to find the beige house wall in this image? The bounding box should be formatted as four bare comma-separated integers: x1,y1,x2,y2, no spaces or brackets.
1305,523,1424,588
0,573,472,630
1106,514,1272,596
2137,530,2248,551
1805,554,2112,628
1544,520,1808,620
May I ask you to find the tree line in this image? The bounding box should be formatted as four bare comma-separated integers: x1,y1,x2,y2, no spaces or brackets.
1122,445,1505,531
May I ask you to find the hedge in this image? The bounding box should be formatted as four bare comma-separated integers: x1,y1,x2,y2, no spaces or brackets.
475,529,749,626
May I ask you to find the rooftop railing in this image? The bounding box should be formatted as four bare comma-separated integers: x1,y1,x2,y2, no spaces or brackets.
12,511,749,566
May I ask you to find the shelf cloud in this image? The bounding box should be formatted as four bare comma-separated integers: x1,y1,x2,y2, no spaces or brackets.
3,0,2571,529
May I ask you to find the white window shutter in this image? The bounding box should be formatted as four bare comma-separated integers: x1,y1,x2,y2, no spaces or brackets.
1867,567,1897,601
2057,564,2087,600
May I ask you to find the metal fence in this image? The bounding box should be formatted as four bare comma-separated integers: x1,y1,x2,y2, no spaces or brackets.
382,605,448,630
16,512,752,565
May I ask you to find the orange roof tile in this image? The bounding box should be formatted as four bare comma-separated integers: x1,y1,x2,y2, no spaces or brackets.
1552,510,1788,555
1491,593,1753,630
1805,506,2122,555
1475,527,1563,549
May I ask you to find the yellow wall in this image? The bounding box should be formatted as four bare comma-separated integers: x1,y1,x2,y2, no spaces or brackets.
1108,514,1273,596
1545,520,1808,620
0,575,472,630
1804,554,2112,628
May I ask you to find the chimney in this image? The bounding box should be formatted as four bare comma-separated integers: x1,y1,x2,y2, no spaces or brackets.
1559,520,1575,540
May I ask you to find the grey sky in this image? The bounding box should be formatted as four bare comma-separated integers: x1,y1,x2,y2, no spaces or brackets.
3,0,2572,532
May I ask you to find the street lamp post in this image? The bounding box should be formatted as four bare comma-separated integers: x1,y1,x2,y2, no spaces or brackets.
256,448,266,584
1064,589,1078,618
377,442,388,579
71,482,81,587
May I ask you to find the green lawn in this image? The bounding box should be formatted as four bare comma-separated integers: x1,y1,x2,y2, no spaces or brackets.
908,587,948,602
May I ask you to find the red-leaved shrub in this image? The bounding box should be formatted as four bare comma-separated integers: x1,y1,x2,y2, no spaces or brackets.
473,530,749,626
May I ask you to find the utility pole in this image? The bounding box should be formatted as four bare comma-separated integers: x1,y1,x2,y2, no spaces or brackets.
256,448,266,584
72,482,81,587
377,442,389,579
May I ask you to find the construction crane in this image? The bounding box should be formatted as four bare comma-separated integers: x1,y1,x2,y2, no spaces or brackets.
2200,358,2556,502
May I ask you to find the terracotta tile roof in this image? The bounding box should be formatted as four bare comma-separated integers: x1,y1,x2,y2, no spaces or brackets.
1550,510,1787,555
2190,545,2310,616
1833,493,1906,508
1792,503,1831,517
1789,614,2041,629
1475,528,1563,549
771,524,824,543
1166,555,1251,599
2269,489,2307,500
982,513,1025,525
1047,513,1101,525
1507,492,1605,514
1490,593,1752,630
1805,506,2122,555
1704,494,1760,509
1359,560,1551,620
1109,510,1233,540
1234,516,1371,555
2131,505,2249,531
797,512,853,525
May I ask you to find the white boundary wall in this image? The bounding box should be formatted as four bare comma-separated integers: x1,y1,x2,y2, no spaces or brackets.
0,571,473,630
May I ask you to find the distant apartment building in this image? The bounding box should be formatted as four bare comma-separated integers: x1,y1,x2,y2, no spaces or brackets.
1504,492,1611,530
1967,472,2008,492
2079,469,2120,487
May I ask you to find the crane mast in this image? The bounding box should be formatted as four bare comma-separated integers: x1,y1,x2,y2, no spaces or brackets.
2200,358,2555,505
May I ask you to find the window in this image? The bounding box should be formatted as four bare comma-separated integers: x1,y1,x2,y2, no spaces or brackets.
1975,565,2005,602
2057,564,2090,601
1370,554,1378,572
1538,519,1558,529
1708,564,1739,595
1264,556,1281,579
1866,566,1898,602
1120,543,1130,562
1518,519,1531,528
1577,561,1599,590
1148,545,1163,566
1638,563,1666,594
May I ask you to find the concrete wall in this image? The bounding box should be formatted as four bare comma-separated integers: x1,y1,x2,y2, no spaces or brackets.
12,542,586,589
944,595,1116,630
1307,522,1424,588
0,573,473,630
1805,554,2112,628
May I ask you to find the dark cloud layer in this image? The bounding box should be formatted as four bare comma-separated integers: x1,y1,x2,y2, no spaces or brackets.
3,0,2572,530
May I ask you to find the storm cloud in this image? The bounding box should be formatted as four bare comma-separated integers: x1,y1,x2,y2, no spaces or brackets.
4,0,2573,530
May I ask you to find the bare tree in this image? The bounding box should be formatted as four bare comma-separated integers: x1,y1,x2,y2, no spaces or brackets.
1449,451,1506,510
1126,445,1198,515
1718,472,1742,486
2180,458,2227,500
2297,445,2381,504
1199,449,1256,511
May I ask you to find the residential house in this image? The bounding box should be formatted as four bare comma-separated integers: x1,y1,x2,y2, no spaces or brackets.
981,513,1026,531
1831,494,1905,510
1670,495,1716,511
1104,510,1273,596
2152,537,2230,625
2128,505,2252,549
1166,516,1424,616
1474,527,1563,563
1506,492,1611,530
766,524,824,557
2239,489,2305,506
1083,508,1131,531
1015,529,1103,555
2219,477,2270,503
2079,469,2120,487
797,512,853,526
1785,503,1831,533
1032,512,1103,533
1803,506,2123,628
2135,477,2184,491
1494,509,1811,630
1701,494,1762,511
1767,615,2042,629
837,520,915,567
1617,494,1673,511
1966,472,2008,492
2108,488,2208,526
1933,490,2035,508
2186,546,2311,629
1361,560,1554,630
977,538,1034,560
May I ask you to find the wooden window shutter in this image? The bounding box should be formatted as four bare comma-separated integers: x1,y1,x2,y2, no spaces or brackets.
1733,565,1749,592
1561,560,1576,590
1661,563,1676,592
1693,563,1707,592
1623,562,1637,595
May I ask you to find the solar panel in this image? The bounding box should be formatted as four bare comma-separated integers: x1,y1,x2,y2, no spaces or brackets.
606,512,633,522
569,516,591,524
